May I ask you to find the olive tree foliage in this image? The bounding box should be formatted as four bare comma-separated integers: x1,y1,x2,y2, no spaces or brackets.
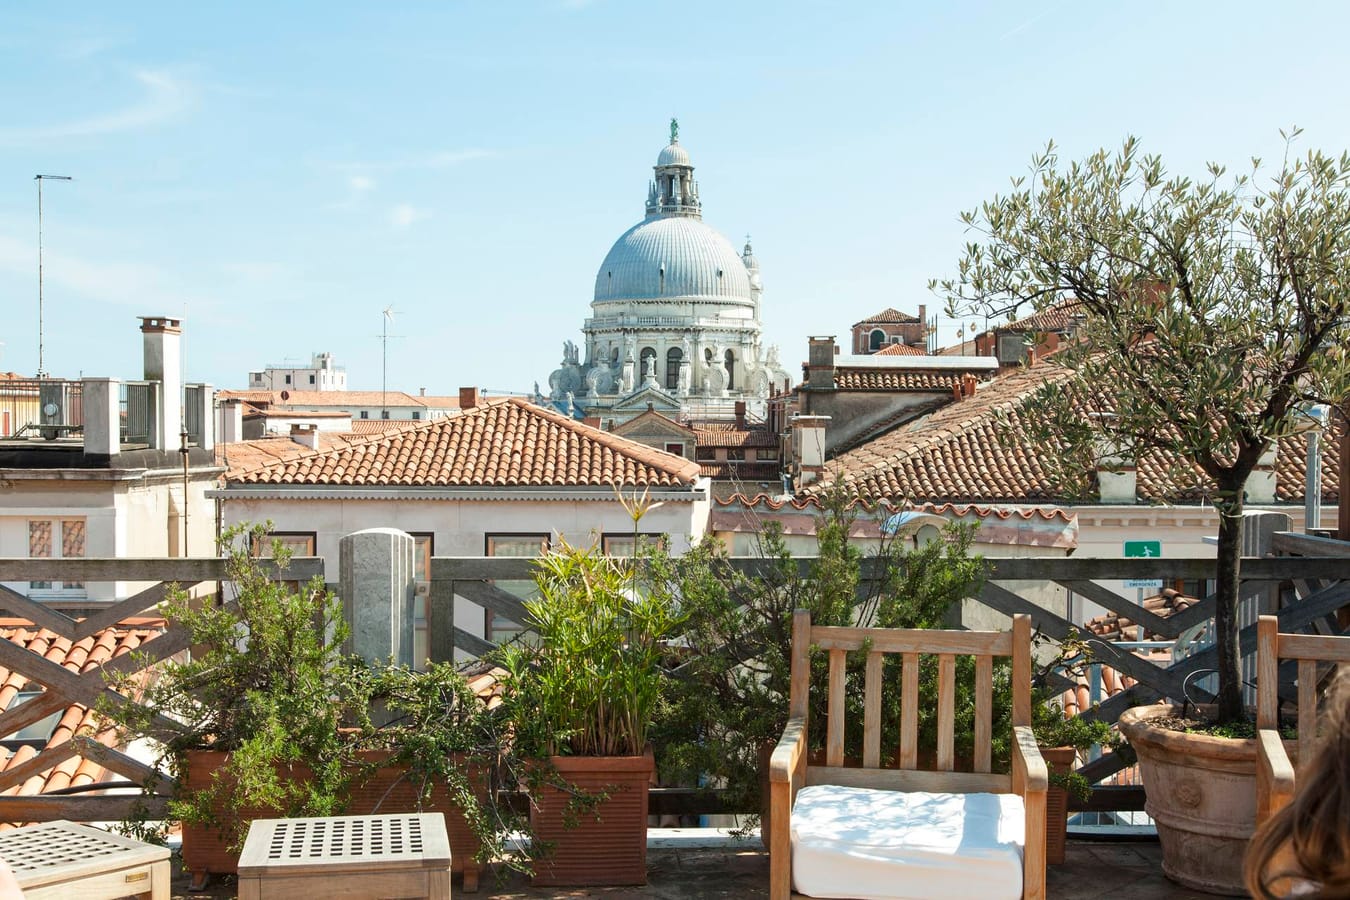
935,132,1350,723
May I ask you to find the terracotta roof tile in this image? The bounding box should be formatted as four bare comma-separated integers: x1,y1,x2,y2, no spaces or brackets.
226,397,701,488
833,368,988,392
692,427,778,449
1001,299,1084,334
873,343,928,356
853,308,919,326
219,389,430,408
699,462,781,481
812,361,1344,505
0,621,165,809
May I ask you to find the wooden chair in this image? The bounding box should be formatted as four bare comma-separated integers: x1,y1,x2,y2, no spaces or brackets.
769,610,1046,900
1255,614,1350,824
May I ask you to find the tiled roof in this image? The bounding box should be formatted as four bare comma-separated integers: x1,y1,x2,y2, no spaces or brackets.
0,621,164,808
873,343,927,356
692,427,778,449
219,389,430,408
245,409,352,419
349,419,426,436
699,462,781,481
812,361,1344,505
834,368,982,392
1001,299,1083,334
854,308,919,326
226,397,701,488
216,432,373,472
1083,589,1202,643
717,492,1075,524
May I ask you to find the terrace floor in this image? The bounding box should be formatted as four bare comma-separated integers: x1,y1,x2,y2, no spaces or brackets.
168,832,1217,899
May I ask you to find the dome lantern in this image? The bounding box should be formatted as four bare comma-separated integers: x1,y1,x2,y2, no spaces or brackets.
647,118,701,219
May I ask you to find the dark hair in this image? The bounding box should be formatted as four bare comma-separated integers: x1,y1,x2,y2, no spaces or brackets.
1244,670,1350,899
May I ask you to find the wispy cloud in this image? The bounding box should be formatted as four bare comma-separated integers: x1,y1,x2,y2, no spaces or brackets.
0,233,183,309
330,149,496,174
388,204,430,228
0,69,194,145
349,175,376,193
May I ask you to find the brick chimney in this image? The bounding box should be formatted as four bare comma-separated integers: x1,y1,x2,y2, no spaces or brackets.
290,423,320,451
807,337,837,390
458,386,480,409
141,316,182,451
583,416,602,429
734,400,746,428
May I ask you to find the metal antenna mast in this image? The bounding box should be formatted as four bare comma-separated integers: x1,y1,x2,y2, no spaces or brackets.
379,307,403,419
34,175,73,378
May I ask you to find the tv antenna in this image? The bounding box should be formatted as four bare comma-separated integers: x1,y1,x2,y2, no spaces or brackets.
378,306,404,419
35,175,73,378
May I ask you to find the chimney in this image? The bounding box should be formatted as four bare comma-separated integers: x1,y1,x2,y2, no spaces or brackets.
583,416,602,429
1246,445,1278,504
220,399,245,444
735,400,746,428
791,414,831,488
419,387,426,396
141,316,182,451
290,423,320,451
1095,433,1137,504
807,336,837,390
459,386,480,409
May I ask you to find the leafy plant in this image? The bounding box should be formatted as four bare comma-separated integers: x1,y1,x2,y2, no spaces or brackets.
497,538,683,758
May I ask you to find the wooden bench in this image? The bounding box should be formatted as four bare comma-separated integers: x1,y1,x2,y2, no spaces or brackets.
1255,614,1350,823
769,611,1047,900
237,812,452,899
0,819,169,899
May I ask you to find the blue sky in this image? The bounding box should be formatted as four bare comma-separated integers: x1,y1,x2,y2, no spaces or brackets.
2,1,1349,393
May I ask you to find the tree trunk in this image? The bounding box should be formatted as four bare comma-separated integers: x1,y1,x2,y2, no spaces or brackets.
1212,495,1245,723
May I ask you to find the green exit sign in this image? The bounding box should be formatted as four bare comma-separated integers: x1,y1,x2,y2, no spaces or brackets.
1124,540,1161,558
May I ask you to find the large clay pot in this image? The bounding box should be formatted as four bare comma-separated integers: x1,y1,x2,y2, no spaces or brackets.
1041,745,1076,866
529,753,653,886
1119,704,1295,896
181,749,487,891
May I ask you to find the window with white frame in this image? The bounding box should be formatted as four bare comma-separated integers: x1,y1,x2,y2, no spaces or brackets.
485,534,548,645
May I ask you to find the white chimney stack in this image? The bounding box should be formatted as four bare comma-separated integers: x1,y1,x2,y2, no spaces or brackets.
290,423,320,451
140,316,182,451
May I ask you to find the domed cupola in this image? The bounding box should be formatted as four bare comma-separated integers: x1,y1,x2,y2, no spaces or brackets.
646,118,701,219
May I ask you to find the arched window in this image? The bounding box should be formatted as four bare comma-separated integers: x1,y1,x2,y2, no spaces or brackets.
724,349,736,390
666,348,683,390
641,347,657,381
611,346,619,364
869,329,886,351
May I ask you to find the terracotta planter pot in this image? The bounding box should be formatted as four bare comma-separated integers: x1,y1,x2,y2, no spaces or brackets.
181,748,488,892
1041,745,1076,866
1119,704,1296,896
529,753,653,886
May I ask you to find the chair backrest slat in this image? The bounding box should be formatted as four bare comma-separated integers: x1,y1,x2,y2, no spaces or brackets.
898,651,920,769
1298,657,1318,763
1012,614,1031,727
826,649,846,767
974,654,994,773
863,651,883,768
936,653,956,771
789,611,812,720
1257,617,1279,729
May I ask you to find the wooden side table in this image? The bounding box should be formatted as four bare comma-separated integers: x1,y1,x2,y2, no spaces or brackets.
0,820,169,899
238,812,451,899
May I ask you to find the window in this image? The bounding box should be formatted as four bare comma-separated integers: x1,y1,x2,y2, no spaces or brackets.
381,410,390,420
665,442,685,457
309,374,316,384
869,329,886,351
411,533,433,668
360,410,369,419
695,446,716,461
666,347,683,390
602,533,666,556
412,411,421,420
253,532,316,592
757,448,778,460
285,374,292,385
28,518,85,593
486,535,549,645
724,349,736,390
727,448,745,461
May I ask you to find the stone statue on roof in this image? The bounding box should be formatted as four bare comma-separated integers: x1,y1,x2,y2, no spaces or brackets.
670,117,679,143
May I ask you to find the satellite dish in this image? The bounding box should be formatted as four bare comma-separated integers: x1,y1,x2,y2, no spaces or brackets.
280,390,290,400
42,402,60,417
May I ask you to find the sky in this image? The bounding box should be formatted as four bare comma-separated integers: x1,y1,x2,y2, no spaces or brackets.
2,1,1350,394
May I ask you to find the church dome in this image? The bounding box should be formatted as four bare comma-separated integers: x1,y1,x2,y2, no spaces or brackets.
594,216,752,303
656,141,690,167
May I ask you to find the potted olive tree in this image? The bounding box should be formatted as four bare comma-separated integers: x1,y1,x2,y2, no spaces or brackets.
496,539,681,887
105,523,510,892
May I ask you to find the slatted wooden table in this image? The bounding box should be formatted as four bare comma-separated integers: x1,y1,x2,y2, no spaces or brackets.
0,819,169,899
237,812,452,899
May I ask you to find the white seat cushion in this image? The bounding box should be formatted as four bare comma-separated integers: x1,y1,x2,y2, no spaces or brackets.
790,784,1025,900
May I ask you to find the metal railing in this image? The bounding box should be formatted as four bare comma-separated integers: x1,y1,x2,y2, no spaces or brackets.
0,379,83,439
119,381,154,446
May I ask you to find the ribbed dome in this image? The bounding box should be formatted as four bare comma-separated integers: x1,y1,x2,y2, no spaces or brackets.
594,216,752,303
656,141,690,167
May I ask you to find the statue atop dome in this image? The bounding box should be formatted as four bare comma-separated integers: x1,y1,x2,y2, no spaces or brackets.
670,117,679,143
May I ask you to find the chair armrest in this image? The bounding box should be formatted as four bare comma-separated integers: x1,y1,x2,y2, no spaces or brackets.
770,715,807,785
1257,727,1295,816
1011,725,1048,794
